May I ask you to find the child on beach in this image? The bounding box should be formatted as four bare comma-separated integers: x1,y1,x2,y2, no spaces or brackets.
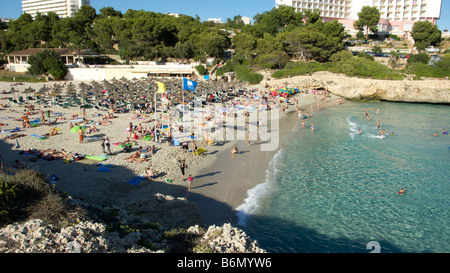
187,174,193,191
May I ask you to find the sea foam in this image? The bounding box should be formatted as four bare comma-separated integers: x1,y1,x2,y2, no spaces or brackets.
236,149,284,226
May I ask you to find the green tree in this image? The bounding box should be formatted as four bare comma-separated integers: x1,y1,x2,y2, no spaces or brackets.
28,49,67,79
411,21,441,52
196,30,230,58
174,40,196,61
280,26,343,62
255,33,281,55
91,18,116,53
253,5,303,37
98,7,122,19
303,9,321,25
43,58,68,79
354,6,381,40
232,32,256,60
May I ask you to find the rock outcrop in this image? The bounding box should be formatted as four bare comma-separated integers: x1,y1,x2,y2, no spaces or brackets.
270,72,450,104
0,193,266,253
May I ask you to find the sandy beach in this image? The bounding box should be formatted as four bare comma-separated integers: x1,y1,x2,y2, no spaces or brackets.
0,78,342,226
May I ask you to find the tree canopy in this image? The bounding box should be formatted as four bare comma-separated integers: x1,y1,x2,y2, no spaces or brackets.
411,21,442,52
0,5,347,67
354,6,381,40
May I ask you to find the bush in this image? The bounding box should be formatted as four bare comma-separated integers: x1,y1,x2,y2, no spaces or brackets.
0,169,87,228
0,181,19,224
28,49,68,79
329,51,403,80
195,65,207,75
234,65,263,84
272,50,403,80
407,53,430,64
44,58,68,80
358,52,375,61
405,58,450,78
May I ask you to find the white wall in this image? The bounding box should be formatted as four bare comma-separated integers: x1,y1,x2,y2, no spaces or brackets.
65,64,196,81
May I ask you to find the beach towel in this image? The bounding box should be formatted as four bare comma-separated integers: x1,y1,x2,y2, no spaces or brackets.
127,175,145,186
8,127,21,133
97,167,111,172
195,147,206,155
31,134,47,140
142,135,153,141
86,155,107,161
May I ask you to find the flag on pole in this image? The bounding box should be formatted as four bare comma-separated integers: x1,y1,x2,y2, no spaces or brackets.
156,81,166,93
182,78,198,91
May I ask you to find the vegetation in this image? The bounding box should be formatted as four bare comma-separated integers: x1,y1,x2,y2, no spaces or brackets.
411,21,442,52
405,53,450,78
0,169,87,227
273,51,403,80
27,49,68,79
0,4,447,83
354,6,381,40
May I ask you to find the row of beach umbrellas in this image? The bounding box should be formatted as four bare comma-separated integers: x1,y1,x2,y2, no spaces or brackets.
10,76,246,106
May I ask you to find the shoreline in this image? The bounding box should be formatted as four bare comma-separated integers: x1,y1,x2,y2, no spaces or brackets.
183,91,343,226
0,79,342,229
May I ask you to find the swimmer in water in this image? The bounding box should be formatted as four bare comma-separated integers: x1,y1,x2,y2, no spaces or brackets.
398,188,405,195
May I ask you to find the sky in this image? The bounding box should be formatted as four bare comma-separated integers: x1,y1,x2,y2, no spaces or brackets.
0,0,449,30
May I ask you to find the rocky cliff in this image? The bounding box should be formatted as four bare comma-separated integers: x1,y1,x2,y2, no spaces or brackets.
269,72,450,104
0,194,266,253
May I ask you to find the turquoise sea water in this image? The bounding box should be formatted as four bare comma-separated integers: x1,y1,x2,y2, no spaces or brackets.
237,101,450,253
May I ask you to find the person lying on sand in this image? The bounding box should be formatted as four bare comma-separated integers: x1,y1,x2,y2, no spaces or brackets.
4,133,27,140
125,151,148,162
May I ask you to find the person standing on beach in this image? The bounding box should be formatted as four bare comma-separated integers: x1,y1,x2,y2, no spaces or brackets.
137,123,143,138
105,137,112,155
128,122,133,139
81,106,87,119
78,127,84,144
191,141,198,156
180,160,187,181
101,138,106,154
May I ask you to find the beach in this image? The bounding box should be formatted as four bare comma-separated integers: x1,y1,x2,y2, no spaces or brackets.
0,79,341,227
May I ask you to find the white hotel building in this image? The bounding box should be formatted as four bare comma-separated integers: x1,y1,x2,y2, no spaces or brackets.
22,0,91,18
275,0,442,36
